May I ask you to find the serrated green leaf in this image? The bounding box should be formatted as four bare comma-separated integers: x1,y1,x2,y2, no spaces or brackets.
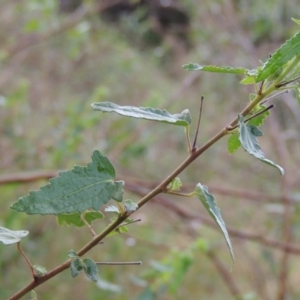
227,133,241,154
11,150,124,215
182,63,247,75
83,258,98,282
107,225,128,237
33,265,47,277
167,177,182,191
57,211,104,227
195,183,234,265
0,226,29,245
238,115,284,174
124,199,138,213
68,249,78,258
105,205,120,214
248,108,270,127
257,31,300,82
92,102,191,127
292,18,300,26
70,258,84,278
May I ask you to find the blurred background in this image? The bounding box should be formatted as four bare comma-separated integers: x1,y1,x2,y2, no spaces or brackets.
1,0,300,299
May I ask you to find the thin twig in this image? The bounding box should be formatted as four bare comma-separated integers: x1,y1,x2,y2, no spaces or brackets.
192,96,204,150
95,261,142,266
17,242,35,278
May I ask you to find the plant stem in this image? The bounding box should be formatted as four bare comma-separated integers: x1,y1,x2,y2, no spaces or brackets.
17,242,35,278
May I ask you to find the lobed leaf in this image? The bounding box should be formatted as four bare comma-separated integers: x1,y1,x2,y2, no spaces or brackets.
92,102,191,127
256,31,300,82
0,226,29,245
238,115,284,175
195,183,234,264
182,63,247,75
167,177,182,191
11,150,124,215
227,133,241,154
57,211,104,227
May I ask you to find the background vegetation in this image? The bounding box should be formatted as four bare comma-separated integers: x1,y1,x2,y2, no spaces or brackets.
1,0,300,299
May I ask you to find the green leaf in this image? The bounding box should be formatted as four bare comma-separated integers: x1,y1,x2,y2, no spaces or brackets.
240,76,256,85
167,177,182,191
11,150,124,215
0,226,29,245
124,199,138,213
83,258,98,282
33,265,47,277
292,18,300,26
30,290,38,300
182,63,247,75
57,211,104,227
195,183,234,264
91,102,191,127
238,115,284,175
294,82,300,108
256,31,300,82
68,249,78,258
70,258,84,278
248,108,270,127
227,133,241,154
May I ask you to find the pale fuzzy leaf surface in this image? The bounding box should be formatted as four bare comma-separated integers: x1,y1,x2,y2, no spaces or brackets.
33,265,47,277
11,150,124,215
238,115,284,175
68,249,78,258
257,31,300,82
83,258,98,282
0,226,29,245
195,184,234,264
57,211,104,227
124,199,138,213
182,63,247,74
105,205,120,214
92,102,191,127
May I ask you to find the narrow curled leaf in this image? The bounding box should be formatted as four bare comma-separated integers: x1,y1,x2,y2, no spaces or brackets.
70,258,84,278
238,115,284,175
83,258,98,282
92,102,191,127
0,226,29,245
182,63,247,75
57,211,104,227
11,150,124,215
257,31,300,82
195,184,234,264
